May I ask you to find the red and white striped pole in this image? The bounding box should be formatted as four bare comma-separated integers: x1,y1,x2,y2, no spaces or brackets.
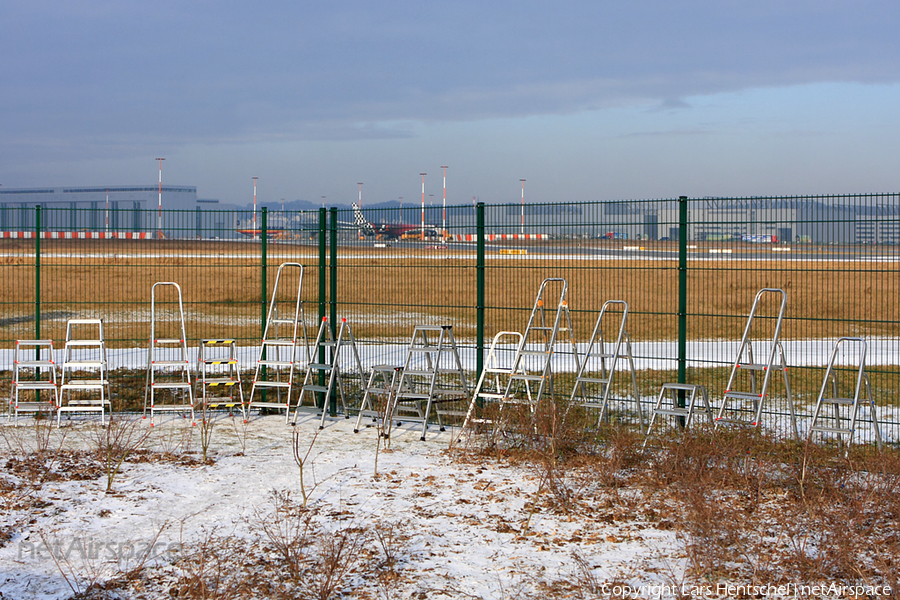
358,182,363,207
442,165,448,239
155,158,165,239
420,172,426,240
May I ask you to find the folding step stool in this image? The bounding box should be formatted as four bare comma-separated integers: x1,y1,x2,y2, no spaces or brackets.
143,282,194,426
714,288,799,439
385,325,471,441
248,263,309,423
197,339,246,422
9,339,58,425
58,319,112,427
502,278,581,410
460,331,528,436
354,365,402,434
293,317,365,428
808,337,882,452
566,300,643,428
642,383,713,449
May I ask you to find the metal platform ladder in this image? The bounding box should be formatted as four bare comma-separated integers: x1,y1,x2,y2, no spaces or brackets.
566,300,643,428
385,325,471,441
58,319,112,426
642,384,713,449
714,288,799,439
143,282,194,426
197,339,246,422
807,337,882,452
248,263,310,423
460,331,528,435
293,317,364,428
354,365,402,435
9,339,59,425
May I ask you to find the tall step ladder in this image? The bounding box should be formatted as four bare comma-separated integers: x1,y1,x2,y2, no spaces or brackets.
808,337,882,452
143,283,194,426
354,365,402,435
293,317,364,429
506,278,581,409
9,339,59,425
460,331,528,436
197,339,246,422
248,263,309,423
385,325,471,441
58,319,111,427
565,300,643,428
643,384,713,449
714,288,799,439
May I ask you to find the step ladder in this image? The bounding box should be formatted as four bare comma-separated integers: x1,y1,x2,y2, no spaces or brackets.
9,339,59,425
807,337,882,452
565,300,643,428
460,331,529,436
58,319,111,426
384,325,471,441
143,282,194,426
197,339,246,421
642,383,713,449
714,288,799,439
293,317,364,429
353,365,402,435
248,263,310,423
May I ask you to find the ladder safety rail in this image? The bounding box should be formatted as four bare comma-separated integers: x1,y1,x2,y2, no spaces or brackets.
58,319,111,427
10,339,59,426
808,337,882,452
197,339,246,422
292,317,365,429
143,282,194,427
565,300,643,428
248,263,309,423
714,288,799,439
642,383,713,449
384,325,471,441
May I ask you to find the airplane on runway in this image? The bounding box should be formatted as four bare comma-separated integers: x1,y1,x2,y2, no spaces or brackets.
352,203,440,240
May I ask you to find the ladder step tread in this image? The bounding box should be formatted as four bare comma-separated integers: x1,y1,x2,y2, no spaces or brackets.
253,381,291,388
576,376,610,384
262,340,298,347
307,363,334,370
257,360,294,367
509,374,545,381
62,380,109,386
476,392,507,400
810,425,853,434
820,397,855,405
302,384,330,393
396,393,429,400
519,350,550,356
153,338,185,344
150,382,192,389
661,383,703,391
723,391,762,400
14,382,58,389
203,377,239,383
247,401,289,407
63,360,105,367
65,341,104,347
16,360,56,367
151,360,190,366
653,408,691,417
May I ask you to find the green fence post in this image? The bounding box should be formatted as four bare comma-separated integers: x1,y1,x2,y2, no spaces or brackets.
328,206,338,417
35,205,42,356
317,208,327,410
677,196,688,415
260,208,268,400
476,202,485,383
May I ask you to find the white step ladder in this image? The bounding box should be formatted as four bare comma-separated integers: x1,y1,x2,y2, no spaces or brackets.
58,319,111,427
808,337,882,452
385,325,471,441
248,263,310,423
714,288,799,439
197,339,245,421
293,317,364,429
642,383,713,449
143,282,194,426
460,331,528,436
566,300,643,428
9,339,58,425
354,365,402,435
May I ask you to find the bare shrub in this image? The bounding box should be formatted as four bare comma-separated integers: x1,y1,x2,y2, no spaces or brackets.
89,414,152,493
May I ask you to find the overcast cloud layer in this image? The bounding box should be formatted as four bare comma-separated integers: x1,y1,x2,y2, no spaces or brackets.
2,1,900,203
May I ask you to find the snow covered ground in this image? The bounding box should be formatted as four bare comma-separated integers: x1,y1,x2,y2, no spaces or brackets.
0,413,685,599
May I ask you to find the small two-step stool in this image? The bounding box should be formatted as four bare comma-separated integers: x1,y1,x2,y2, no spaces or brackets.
9,339,59,425
197,339,245,421
58,319,112,426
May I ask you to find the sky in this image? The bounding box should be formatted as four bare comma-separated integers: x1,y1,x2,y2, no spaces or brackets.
2,1,900,207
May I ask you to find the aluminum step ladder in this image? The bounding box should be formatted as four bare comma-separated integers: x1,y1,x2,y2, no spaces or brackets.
143,283,194,426
714,288,799,439
197,339,246,422
384,325,471,441
504,278,581,409
248,263,310,423
807,337,882,452
642,383,713,449
565,300,643,428
58,319,111,426
354,365,402,435
293,317,364,429
9,339,58,425
460,331,529,436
